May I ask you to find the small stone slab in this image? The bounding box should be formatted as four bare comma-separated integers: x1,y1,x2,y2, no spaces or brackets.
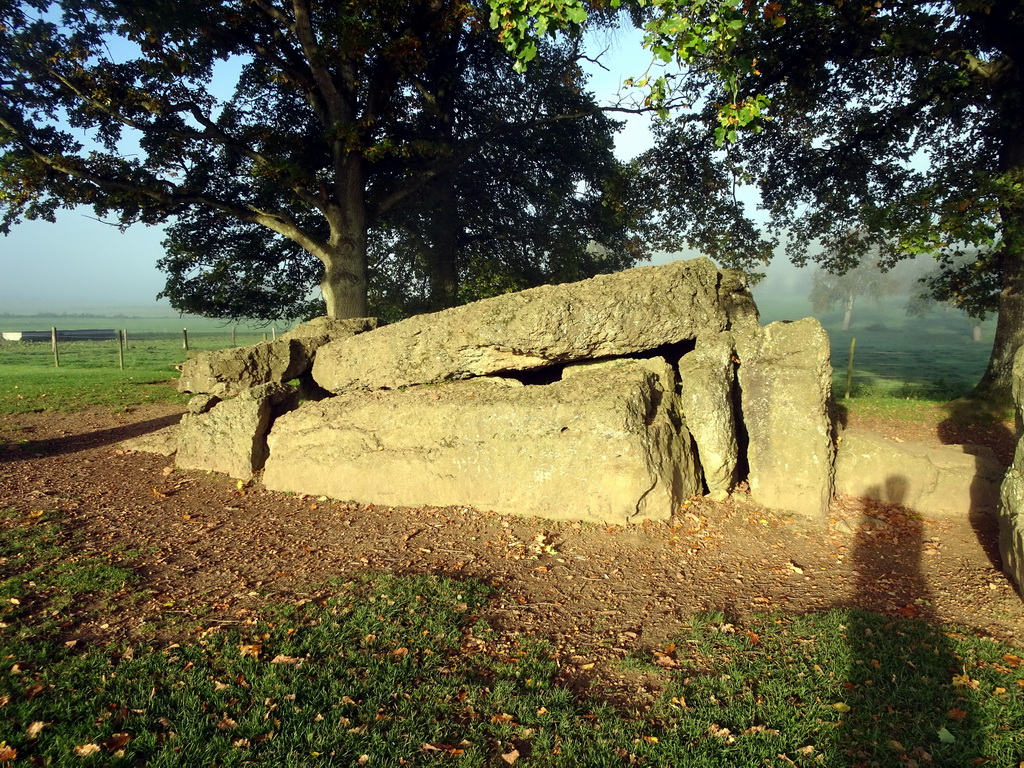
178,317,379,397
176,383,298,480
836,428,1005,516
119,425,180,456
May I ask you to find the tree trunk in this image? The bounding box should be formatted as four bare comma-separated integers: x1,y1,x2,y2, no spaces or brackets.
320,158,370,319
426,171,461,311
842,290,855,331
970,97,1024,408
970,250,1024,408
320,235,369,318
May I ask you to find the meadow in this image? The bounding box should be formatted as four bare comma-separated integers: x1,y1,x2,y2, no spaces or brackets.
0,315,286,413
755,292,994,401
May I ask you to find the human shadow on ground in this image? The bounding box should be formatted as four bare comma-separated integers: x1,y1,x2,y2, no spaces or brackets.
834,475,985,767
0,413,180,463
937,398,1015,574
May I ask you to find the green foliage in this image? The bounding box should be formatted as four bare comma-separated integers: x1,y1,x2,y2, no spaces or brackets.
496,0,1024,397
1,0,642,321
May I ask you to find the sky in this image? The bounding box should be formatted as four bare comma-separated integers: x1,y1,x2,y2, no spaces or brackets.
0,21,802,317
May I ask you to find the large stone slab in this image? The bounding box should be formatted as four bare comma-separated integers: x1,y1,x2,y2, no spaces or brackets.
998,347,1024,593
678,334,738,497
734,319,834,518
264,360,699,524
312,258,757,392
176,383,298,480
178,317,378,397
836,429,1005,516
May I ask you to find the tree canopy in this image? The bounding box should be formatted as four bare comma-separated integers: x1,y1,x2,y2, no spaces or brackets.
497,0,1024,402
1,0,638,322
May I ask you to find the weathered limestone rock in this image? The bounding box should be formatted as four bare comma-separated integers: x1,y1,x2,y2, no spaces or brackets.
178,316,378,397
312,258,757,392
177,339,311,398
734,319,834,518
264,360,699,524
678,334,738,496
177,383,298,480
279,316,380,346
187,394,220,414
998,347,1024,593
119,425,180,456
836,429,1005,516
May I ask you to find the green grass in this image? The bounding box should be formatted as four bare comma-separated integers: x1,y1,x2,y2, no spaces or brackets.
2,508,1023,767
757,293,994,401
0,318,280,413
0,366,186,413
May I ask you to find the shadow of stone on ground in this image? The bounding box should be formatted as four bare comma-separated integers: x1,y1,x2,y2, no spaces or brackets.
0,413,181,463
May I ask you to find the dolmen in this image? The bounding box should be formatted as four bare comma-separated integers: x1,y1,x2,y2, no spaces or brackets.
172,258,835,525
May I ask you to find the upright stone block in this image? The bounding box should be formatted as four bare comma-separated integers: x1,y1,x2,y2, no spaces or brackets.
998,347,1024,594
176,383,297,480
678,334,739,496
734,319,834,518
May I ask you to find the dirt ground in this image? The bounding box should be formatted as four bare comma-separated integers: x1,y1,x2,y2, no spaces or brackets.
1,399,1022,680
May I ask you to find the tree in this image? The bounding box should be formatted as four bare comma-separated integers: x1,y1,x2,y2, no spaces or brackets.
494,0,1024,404
809,256,897,331
705,1,1024,404
0,0,621,320
157,31,644,322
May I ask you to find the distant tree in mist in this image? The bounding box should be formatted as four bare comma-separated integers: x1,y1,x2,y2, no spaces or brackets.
809,258,897,331
904,251,991,342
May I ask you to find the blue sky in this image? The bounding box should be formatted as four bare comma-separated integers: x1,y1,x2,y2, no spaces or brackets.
0,24,790,316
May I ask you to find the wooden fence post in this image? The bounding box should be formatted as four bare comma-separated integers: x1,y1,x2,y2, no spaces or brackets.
51,327,60,368
845,337,856,400
117,329,125,371
182,328,189,351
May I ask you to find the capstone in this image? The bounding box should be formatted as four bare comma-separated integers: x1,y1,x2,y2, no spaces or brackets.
312,258,757,393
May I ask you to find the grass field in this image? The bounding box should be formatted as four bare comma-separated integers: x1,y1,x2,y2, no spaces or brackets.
2,506,1022,767
0,316,289,413
756,293,993,400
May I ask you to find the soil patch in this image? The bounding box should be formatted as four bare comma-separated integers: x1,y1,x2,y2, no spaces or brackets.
1,400,1022,676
